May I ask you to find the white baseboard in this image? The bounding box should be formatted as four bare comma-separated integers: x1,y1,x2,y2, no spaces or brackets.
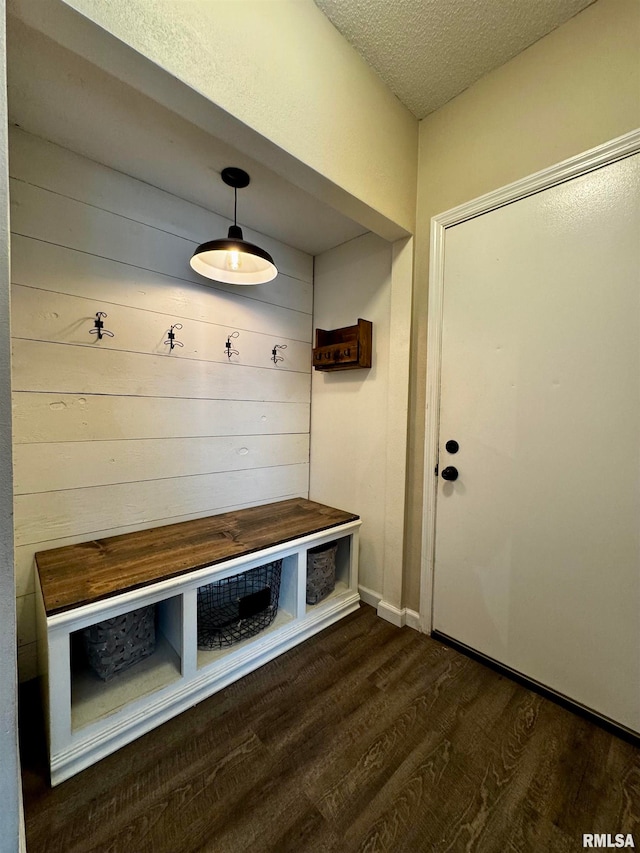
376,599,404,627
405,609,421,631
358,587,422,633
358,585,382,609
376,599,421,632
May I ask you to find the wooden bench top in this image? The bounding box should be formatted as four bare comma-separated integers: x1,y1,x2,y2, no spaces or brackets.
35,498,359,616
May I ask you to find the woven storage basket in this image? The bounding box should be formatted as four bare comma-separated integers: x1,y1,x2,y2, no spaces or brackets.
197,559,282,649
82,605,156,681
306,541,338,605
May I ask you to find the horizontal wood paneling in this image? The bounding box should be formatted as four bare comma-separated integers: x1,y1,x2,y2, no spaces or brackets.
12,284,311,372
15,463,310,547
10,130,314,675
8,128,313,284
11,236,312,342
14,434,310,494
10,179,313,314
12,340,311,402
12,394,310,444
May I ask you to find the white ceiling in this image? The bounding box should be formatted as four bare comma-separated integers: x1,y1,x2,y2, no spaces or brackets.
314,0,595,119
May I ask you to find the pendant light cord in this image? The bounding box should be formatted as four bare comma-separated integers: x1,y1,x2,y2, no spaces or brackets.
234,187,238,228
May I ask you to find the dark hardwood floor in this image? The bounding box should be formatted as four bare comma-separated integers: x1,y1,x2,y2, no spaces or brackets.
21,604,640,853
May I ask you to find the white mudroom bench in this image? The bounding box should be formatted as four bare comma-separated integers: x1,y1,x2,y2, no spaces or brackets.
35,498,361,785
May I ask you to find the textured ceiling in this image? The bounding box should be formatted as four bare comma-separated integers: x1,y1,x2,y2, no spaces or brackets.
314,0,595,119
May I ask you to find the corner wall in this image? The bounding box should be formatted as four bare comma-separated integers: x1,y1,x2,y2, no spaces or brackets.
310,231,412,618
310,234,390,598
407,0,640,611
0,0,23,847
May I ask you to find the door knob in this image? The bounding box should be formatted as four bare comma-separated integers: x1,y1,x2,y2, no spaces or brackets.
441,466,459,481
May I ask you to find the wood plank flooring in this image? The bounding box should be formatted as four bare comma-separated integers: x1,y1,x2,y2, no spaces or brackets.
20,604,640,852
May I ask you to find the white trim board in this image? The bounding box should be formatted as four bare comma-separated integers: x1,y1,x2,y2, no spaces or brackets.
357,584,381,609
377,599,420,631
359,586,420,631
420,129,640,635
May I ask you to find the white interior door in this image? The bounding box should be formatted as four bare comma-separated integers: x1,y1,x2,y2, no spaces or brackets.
432,151,640,734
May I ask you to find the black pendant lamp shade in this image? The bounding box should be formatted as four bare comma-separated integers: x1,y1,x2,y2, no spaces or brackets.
190,167,278,285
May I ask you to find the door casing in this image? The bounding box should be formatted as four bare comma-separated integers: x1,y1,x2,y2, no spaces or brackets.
420,128,640,635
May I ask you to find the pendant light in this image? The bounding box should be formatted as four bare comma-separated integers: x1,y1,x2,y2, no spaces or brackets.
190,167,278,285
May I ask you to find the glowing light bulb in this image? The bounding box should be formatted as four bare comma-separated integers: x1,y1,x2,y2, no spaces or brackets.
227,250,241,271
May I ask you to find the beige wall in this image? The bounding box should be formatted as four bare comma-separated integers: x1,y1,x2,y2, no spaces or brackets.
310,232,413,619
310,233,392,599
406,0,640,609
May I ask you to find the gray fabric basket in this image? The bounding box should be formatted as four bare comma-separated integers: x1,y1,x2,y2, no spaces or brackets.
82,605,156,681
306,541,338,605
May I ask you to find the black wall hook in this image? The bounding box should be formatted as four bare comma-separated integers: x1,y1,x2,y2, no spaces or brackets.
165,323,184,350
89,311,114,340
271,344,287,364
225,331,240,359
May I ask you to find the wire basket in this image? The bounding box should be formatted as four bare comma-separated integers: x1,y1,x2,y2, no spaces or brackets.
81,605,156,681
197,559,282,649
306,541,338,605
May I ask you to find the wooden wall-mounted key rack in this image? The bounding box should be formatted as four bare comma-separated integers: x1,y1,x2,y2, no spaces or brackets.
312,318,372,371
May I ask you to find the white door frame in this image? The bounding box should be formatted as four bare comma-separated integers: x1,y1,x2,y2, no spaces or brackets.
419,128,640,635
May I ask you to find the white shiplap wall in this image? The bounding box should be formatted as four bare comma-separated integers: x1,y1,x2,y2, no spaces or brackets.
10,128,313,680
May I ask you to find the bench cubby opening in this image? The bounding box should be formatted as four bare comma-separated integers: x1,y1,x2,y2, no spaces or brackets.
70,593,184,732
